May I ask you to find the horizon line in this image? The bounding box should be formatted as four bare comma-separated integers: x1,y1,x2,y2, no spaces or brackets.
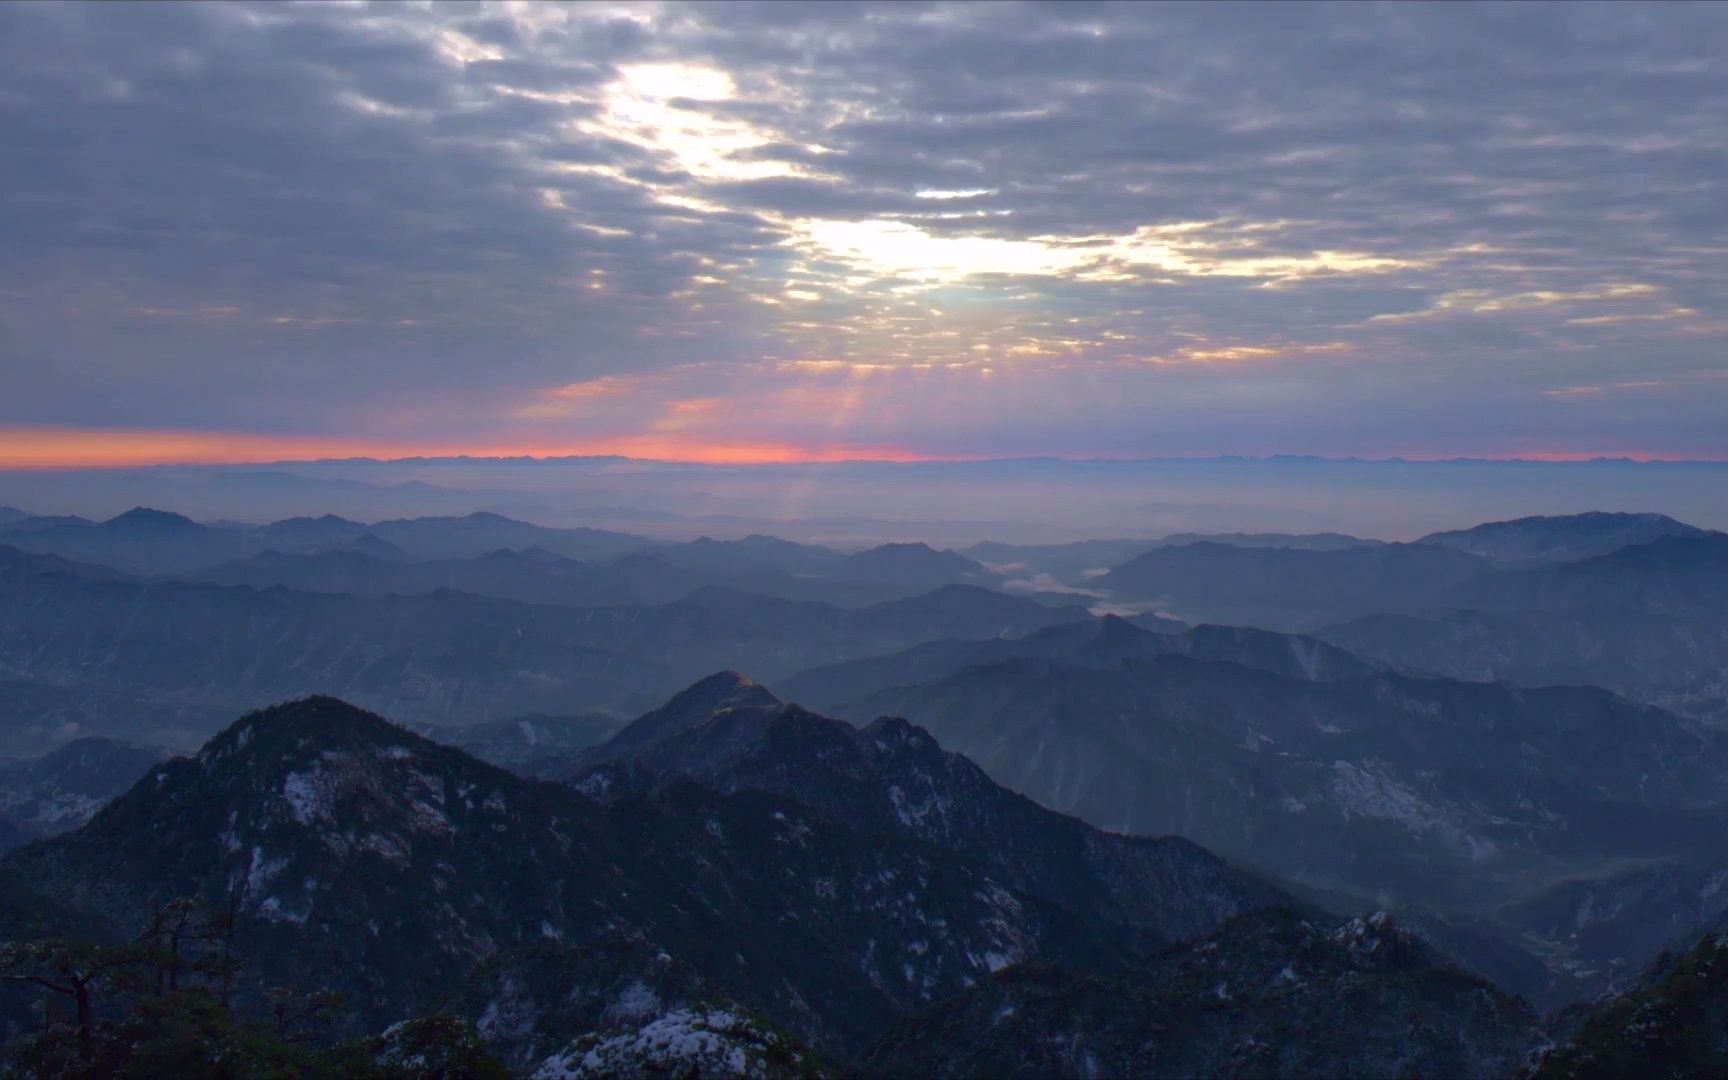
6,450,1728,471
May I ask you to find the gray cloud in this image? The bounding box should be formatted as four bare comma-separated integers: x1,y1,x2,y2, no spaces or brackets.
0,0,1723,458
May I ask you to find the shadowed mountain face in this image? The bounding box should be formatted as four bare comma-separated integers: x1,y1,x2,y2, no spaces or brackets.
0,509,655,576
0,545,1085,739
840,655,1728,1005
776,615,1377,713
840,542,997,587
1083,515,1718,637
4,508,1010,610
197,547,607,605
0,737,172,853
197,540,995,610
1529,916,1728,1079
355,512,653,562
867,908,1540,1080
1092,541,1491,630
0,686,1559,1076
1321,534,1728,723
552,673,1286,948
0,690,1275,1065
1418,511,1706,566
1438,532,1728,618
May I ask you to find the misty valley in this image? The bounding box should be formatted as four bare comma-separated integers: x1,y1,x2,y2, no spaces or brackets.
0,505,1724,1077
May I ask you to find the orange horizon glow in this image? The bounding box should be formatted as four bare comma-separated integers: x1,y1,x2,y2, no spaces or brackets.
0,426,1720,470
0,426,947,470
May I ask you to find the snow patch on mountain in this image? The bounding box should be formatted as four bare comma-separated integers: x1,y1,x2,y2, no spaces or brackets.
532,1006,798,1079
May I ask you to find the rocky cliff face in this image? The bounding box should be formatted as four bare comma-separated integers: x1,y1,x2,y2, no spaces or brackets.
867,907,1542,1079
556,672,1285,947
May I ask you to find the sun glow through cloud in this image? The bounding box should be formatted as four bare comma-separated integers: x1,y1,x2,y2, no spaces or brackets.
0,2,1723,464
791,218,1425,288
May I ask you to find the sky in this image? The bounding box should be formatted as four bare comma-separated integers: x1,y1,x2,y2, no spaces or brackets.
1,0,1726,467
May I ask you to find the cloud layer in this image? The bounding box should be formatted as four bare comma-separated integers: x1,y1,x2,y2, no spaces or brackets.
2,1,1724,461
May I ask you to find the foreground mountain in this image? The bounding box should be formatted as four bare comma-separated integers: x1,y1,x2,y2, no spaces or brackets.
0,685,1576,1075
868,908,1540,1079
0,689,1294,1068
843,655,1728,1005
0,737,172,853
0,696,1099,1058
533,1006,826,1079
1092,541,1489,630
1418,511,1706,566
1529,917,1728,1078
554,673,1284,947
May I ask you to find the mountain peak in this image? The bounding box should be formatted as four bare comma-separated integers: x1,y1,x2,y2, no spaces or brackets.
1090,612,1156,646
200,695,423,769
675,669,772,701
1418,511,1705,564
559,676,1284,951
860,714,942,756
103,506,202,531
1330,909,1433,972
862,541,938,555
654,671,780,722
572,673,782,773
346,532,408,558
844,543,985,582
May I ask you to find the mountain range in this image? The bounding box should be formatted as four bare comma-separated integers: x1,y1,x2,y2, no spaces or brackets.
801,617,1728,1005
1416,511,1706,566
0,686,1559,1077
1092,540,1491,629
1,505,1725,1072
0,544,1083,742
196,538,1001,610
776,615,1377,711
1321,533,1728,722
0,509,656,575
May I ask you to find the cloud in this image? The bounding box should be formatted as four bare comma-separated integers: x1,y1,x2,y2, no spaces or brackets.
0,1,1723,460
